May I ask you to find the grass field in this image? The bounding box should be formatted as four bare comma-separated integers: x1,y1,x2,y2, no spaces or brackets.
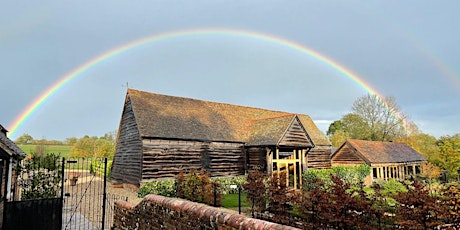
19,144,72,158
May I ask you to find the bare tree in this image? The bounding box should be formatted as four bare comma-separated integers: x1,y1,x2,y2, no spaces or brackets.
351,94,409,141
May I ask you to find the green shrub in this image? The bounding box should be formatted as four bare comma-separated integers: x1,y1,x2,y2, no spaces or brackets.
17,153,62,200
138,179,176,198
90,159,112,178
211,176,246,194
303,164,370,190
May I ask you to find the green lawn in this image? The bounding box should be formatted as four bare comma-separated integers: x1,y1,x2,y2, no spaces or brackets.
19,144,72,158
222,193,249,208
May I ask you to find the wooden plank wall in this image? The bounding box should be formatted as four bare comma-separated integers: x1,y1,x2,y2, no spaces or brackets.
306,145,332,169
141,139,245,181
111,98,143,186
246,147,266,171
278,119,312,147
331,145,365,166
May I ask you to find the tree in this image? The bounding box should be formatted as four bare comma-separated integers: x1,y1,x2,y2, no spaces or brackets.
243,167,267,215
70,135,115,158
15,133,34,144
395,133,439,159
65,137,78,145
436,134,460,179
351,94,408,141
328,94,413,146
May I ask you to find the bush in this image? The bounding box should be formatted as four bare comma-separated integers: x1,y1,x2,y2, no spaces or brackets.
138,179,176,198
303,164,371,190
17,153,62,200
211,175,246,194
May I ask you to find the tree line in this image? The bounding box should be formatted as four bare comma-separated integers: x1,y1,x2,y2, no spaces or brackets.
15,131,117,158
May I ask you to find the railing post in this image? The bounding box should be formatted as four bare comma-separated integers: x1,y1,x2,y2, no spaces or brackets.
101,158,108,230
60,157,65,229
238,186,241,215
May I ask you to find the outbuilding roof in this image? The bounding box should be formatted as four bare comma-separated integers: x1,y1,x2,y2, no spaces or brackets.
332,139,425,164
126,88,330,146
0,124,26,159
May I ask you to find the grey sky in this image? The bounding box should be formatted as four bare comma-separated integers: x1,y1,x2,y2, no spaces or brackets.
1,1,459,140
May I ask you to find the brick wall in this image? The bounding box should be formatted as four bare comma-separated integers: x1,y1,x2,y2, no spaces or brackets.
113,194,300,230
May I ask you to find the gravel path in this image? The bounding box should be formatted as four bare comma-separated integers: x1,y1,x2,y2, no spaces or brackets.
62,170,142,229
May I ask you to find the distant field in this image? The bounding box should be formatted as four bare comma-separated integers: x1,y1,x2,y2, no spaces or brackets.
19,144,72,158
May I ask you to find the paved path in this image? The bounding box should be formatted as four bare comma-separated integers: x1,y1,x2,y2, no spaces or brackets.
62,212,98,230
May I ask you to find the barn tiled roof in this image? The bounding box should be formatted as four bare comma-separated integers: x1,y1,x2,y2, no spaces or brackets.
127,88,330,146
342,139,425,164
0,124,26,159
247,115,296,146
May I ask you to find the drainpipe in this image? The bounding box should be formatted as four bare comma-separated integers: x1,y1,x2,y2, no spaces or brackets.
6,159,12,201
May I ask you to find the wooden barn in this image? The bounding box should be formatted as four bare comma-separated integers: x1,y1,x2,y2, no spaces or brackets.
331,139,426,185
111,89,331,188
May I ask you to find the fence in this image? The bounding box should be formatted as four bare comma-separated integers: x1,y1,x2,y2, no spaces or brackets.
4,156,127,230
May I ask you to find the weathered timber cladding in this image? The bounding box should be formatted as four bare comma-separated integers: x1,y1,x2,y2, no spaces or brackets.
141,139,245,181
111,98,143,186
331,145,366,166
278,118,313,147
246,147,266,171
306,145,331,169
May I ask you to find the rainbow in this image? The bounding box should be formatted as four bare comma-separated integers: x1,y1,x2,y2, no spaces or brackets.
7,28,399,138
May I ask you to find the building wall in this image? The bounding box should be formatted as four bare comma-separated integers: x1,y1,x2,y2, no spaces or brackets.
111,98,143,186
141,139,245,181
113,194,300,230
306,145,332,169
245,147,266,171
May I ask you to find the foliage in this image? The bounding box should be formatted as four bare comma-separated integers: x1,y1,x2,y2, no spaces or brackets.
70,135,115,158
179,169,222,206
303,164,370,189
16,153,62,200
327,120,344,136
90,159,112,178
211,175,246,194
443,184,460,224
420,161,442,184
138,179,176,198
243,167,267,213
328,94,412,147
267,171,297,224
436,134,460,180
376,179,408,197
329,129,349,148
392,181,447,229
15,133,34,144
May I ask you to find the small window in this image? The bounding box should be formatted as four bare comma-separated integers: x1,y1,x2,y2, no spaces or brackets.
372,168,378,179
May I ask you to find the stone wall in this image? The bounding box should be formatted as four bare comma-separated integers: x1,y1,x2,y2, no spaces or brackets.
113,194,300,230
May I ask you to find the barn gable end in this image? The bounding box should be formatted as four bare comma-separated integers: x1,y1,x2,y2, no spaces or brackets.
278,116,314,148
111,96,143,186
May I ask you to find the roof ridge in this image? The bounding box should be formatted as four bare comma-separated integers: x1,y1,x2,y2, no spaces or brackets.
250,114,295,122
128,88,295,115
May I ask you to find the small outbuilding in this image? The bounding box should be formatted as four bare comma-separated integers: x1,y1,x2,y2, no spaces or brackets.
0,124,26,225
111,89,332,188
331,139,426,185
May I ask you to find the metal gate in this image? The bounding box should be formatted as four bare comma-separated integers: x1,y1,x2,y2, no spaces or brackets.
4,156,126,230
62,158,109,230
